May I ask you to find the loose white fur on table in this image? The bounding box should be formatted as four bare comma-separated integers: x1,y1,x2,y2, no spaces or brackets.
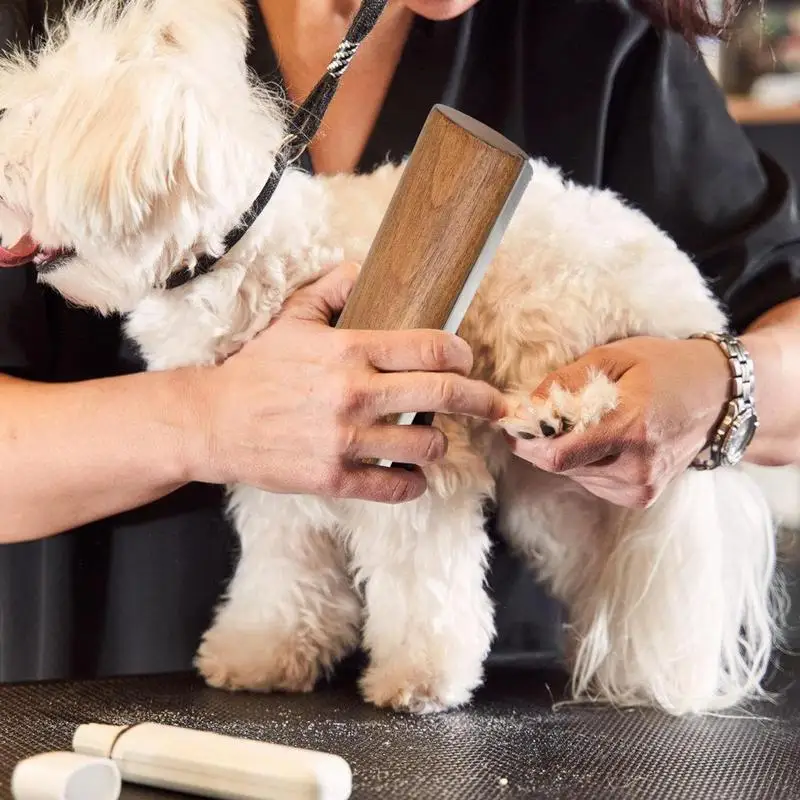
0,0,788,715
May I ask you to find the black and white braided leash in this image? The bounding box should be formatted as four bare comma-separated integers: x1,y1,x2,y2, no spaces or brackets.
327,40,359,78
165,0,389,290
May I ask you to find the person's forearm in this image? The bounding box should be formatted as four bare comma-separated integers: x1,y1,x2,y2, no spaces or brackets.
0,370,200,543
740,297,800,466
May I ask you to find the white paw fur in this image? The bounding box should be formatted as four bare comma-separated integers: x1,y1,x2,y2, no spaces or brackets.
499,371,618,440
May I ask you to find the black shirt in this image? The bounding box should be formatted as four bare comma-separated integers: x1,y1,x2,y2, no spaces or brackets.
1,0,799,682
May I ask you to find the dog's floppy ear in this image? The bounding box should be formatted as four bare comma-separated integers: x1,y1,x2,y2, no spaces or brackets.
29,58,216,246
144,0,249,65
15,0,253,246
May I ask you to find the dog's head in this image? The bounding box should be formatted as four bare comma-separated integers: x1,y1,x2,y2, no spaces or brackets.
0,0,286,313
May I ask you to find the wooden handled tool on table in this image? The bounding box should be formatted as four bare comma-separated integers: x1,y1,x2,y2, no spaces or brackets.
335,104,534,467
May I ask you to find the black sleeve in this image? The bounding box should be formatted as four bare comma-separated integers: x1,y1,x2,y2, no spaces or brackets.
602,23,800,333
0,267,54,379
0,0,29,48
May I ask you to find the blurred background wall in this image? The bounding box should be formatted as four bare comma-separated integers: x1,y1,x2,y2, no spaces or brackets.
709,0,800,184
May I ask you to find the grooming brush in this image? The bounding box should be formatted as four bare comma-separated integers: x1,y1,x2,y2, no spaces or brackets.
335,104,533,466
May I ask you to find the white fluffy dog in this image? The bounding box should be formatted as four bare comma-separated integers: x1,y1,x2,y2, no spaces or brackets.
0,0,786,715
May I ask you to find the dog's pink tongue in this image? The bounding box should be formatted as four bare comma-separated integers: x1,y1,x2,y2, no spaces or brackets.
0,234,39,267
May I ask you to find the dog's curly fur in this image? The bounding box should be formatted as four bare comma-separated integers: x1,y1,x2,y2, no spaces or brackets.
0,0,787,715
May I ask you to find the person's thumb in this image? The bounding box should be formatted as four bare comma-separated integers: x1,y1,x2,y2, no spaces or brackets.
281,262,361,324
531,354,604,402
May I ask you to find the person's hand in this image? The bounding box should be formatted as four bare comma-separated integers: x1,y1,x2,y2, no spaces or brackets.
504,336,731,508
182,263,508,503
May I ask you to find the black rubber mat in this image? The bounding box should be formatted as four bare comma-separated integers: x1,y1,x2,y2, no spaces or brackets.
0,657,798,800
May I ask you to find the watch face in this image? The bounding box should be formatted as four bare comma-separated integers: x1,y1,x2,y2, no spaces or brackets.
723,408,758,466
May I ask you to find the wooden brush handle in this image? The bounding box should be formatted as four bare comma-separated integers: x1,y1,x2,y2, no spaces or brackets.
335,104,532,335
335,105,532,466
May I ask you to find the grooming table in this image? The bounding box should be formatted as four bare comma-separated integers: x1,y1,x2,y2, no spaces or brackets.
1,656,798,800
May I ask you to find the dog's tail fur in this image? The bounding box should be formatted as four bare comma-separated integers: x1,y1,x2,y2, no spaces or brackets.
569,465,785,714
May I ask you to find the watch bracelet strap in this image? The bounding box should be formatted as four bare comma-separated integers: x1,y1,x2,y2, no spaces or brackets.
689,331,755,470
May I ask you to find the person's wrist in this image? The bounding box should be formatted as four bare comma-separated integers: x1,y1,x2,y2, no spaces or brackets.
157,365,221,486
684,337,734,449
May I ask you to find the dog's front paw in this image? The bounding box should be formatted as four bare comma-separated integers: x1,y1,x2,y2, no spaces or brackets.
498,370,617,440
360,661,476,715
195,624,334,694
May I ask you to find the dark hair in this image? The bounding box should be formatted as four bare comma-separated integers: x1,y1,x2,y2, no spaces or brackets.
633,0,740,43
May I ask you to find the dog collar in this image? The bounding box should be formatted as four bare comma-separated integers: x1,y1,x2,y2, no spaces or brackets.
164,0,388,290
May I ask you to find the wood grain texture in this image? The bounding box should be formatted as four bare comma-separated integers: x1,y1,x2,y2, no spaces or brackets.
335,105,527,334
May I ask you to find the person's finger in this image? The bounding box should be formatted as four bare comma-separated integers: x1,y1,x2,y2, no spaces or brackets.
280,262,361,323
341,328,474,376
328,462,429,504
561,452,625,480
368,372,508,422
572,474,661,509
349,422,449,466
530,359,604,402
530,348,633,404
505,421,621,473
567,477,629,506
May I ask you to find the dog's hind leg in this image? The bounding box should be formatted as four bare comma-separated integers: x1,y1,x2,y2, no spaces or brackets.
499,454,781,714
194,488,361,694
566,466,781,714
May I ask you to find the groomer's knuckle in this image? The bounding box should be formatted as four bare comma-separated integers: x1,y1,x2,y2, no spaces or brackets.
335,331,366,363
630,406,658,450
335,375,372,418
632,483,659,509
332,424,359,458
629,453,652,487
386,475,417,504
422,429,448,463
431,375,459,409
545,446,570,474
420,334,451,371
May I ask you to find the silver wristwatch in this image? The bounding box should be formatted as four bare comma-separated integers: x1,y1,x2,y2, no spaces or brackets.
689,332,759,470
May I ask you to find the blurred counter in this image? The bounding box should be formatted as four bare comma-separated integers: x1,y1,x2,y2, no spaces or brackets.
728,94,800,124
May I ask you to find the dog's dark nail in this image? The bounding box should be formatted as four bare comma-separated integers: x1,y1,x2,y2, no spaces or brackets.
540,422,557,437
517,430,535,440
